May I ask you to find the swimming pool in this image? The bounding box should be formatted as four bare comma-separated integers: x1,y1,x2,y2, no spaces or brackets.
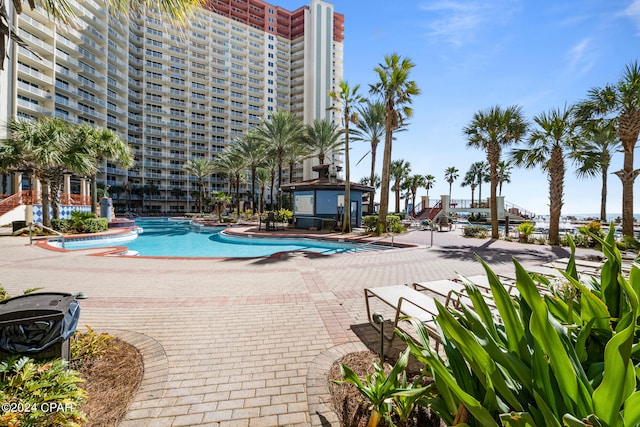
57,218,391,257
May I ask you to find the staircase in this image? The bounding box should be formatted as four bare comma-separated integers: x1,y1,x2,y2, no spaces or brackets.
414,200,442,221
0,191,35,217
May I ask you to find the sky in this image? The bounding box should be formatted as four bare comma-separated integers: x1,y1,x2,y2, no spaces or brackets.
275,0,640,218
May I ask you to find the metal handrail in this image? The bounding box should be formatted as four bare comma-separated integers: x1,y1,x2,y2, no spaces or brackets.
29,222,65,249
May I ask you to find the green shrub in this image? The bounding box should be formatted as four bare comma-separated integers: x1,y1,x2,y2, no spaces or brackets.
362,215,378,232
273,209,293,222
463,225,488,238
51,218,71,233
398,225,640,426
386,215,401,232
70,327,114,368
0,356,86,427
81,218,108,233
516,221,535,242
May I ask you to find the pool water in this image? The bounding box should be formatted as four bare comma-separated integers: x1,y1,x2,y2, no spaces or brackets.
60,218,388,258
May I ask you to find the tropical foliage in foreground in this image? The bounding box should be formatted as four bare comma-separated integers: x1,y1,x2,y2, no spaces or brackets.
337,225,640,426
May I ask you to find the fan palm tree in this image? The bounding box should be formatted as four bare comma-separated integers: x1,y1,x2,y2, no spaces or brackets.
75,124,133,215
1,0,204,70
511,105,577,245
475,161,490,206
460,169,478,207
575,61,640,237
330,80,365,233
571,119,619,221
444,166,459,200
183,158,216,214
496,160,512,196
5,117,81,227
370,53,421,235
464,105,528,239
353,101,385,210
214,149,246,216
254,110,303,210
402,174,426,217
424,174,436,198
390,159,411,213
254,167,270,213
232,132,266,214
300,119,343,165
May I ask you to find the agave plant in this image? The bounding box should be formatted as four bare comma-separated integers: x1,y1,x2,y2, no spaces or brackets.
397,224,640,426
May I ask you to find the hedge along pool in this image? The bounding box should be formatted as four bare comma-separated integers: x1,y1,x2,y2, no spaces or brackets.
53,218,393,258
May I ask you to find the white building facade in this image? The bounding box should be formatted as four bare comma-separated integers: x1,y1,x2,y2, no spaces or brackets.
1,0,344,213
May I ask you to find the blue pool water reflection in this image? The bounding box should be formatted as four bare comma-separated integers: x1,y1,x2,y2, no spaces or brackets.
60,218,390,258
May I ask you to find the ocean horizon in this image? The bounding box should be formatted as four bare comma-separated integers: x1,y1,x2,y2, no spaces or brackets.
563,214,639,222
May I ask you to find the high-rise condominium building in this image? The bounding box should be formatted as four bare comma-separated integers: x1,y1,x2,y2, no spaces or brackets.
0,0,344,213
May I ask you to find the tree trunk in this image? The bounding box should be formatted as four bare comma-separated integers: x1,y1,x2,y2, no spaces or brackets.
277,151,283,210
377,113,393,235
600,169,607,222
487,142,500,239
343,116,352,233
369,141,377,215
394,183,400,213
40,178,51,228
548,145,565,245
49,175,62,220
251,167,256,214
91,175,98,214
619,136,639,237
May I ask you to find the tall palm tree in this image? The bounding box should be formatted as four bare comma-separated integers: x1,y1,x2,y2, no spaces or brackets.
214,149,246,216
370,53,421,235
575,61,640,237
329,80,365,234
464,105,528,239
1,0,204,70
424,174,436,198
75,124,133,215
5,117,77,227
232,132,266,214
254,110,303,210
496,160,512,196
254,167,270,213
390,159,411,213
183,158,215,214
511,105,577,245
300,119,343,165
460,169,478,206
353,101,385,210
402,174,426,217
571,120,619,221
444,166,459,200
476,161,490,206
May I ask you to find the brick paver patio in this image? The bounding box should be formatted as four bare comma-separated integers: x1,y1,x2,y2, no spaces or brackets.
0,226,595,426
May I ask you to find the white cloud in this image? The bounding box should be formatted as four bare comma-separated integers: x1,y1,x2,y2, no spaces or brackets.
566,38,596,77
623,0,640,32
420,0,519,47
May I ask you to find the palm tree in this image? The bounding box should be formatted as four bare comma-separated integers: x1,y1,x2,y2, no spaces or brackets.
444,166,459,200
1,0,204,70
5,117,77,227
464,105,528,239
353,101,385,211
424,174,436,198
75,124,133,215
575,61,640,237
300,119,343,165
329,80,365,234
214,149,246,216
390,159,411,213
254,110,303,210
233,132,266,214
183,158,216,214
511,106,577,245
460,169,478,207
496,160,512,196
370,53,421,235
254,167,270,213
476,161,490,206
571,120,619,221
402,174,426,217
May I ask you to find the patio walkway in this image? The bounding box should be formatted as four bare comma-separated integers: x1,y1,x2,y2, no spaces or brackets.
0,226,597,426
